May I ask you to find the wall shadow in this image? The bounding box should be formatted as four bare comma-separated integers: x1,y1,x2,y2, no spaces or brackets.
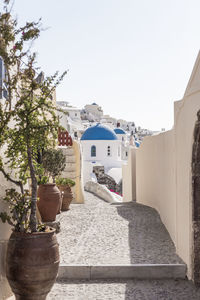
116,201,183,299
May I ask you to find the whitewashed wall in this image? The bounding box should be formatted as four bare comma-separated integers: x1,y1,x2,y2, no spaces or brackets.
81,140,123,184
134,52,200,279
122,147,136,202
81,140,121,166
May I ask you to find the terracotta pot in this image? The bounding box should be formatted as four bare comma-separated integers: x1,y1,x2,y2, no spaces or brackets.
37,184,61,222
58,185,73,211
6,229,59,300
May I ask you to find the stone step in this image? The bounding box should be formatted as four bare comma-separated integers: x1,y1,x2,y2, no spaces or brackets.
58,264,187,280
61,171,76,179
65,156,76,163
63,163,76,172
62,148,74,156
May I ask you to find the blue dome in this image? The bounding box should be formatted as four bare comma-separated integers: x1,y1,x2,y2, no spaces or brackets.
114,128,126,135
81,124,118,141
135,141,140,148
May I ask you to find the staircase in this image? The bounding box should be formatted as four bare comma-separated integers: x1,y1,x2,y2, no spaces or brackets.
58,130,84,204
59,142,84,204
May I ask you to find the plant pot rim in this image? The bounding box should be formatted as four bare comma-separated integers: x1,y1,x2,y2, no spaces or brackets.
39,183,56,186
11,227,56,237
57,184,71,188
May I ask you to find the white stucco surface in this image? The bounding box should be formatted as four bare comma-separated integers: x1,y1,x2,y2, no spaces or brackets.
81,139,123,184
107,168,122,184
84,181,122,203
127,51,200,280
81,140,121,164
122,147,136,202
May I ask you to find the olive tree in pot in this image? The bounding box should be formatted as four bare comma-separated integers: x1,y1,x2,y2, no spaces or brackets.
0,2,66,299
37,148,66,220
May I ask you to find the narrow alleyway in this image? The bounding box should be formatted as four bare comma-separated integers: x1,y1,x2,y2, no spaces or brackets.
47,192,200,299
55,192,182,265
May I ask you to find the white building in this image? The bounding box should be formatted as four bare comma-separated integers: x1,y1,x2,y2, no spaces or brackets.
114,127,126,142
101,114,116,126
114,127,129,160
80,123,123,183
84,103,103,122
117,119,129,130
57,103,84,138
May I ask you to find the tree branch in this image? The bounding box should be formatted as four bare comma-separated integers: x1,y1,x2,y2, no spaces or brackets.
0,167,24,194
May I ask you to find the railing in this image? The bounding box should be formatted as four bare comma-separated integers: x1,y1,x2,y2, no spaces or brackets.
58,130,73,146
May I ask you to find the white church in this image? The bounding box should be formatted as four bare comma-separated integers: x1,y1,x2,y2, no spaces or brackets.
80,123,125,183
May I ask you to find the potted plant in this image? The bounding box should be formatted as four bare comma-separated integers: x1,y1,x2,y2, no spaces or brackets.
37,148,66,220
0,2,66,299
56,177,75,211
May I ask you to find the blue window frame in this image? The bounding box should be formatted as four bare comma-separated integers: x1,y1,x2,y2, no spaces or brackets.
91,145,96,157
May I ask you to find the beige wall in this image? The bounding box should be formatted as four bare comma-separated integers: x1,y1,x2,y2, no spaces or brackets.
122,147,136,202
59,142,84,204
72,141,84,204
134,51,200,279
136,130,177,243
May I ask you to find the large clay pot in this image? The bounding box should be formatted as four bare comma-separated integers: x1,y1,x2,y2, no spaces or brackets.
37,184,61,222
6,228,59,300
58,185,73,211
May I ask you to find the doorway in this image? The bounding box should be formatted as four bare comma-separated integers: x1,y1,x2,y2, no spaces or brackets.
192,110,200,284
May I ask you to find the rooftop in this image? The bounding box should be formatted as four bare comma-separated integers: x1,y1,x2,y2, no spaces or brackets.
81,123,118,141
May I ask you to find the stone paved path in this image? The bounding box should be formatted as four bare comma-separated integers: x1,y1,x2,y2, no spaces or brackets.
46,192,200,299
56,191,182,265
48,279,200,300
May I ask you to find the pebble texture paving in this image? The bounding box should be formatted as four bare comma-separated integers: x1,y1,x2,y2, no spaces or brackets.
57,191,182,265
47,192,200,299
48,279,200,300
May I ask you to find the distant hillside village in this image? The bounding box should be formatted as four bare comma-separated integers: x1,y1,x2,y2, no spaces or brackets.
56,101,160,200
56,101,157,143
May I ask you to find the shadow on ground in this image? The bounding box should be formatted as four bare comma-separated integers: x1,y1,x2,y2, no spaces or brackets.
116,202,182,264
115,202,200,300
50,279,200,300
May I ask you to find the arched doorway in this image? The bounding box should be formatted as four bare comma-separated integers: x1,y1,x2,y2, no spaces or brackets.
192,110,200,284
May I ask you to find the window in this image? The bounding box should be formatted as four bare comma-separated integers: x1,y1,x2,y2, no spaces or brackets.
91,145,96,157
107,146,111,156
0,57,8,99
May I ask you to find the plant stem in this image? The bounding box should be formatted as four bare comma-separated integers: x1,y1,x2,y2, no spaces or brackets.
27,146,37,232
0,167,24,194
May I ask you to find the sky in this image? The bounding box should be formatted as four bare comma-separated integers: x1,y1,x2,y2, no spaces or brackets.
3,0,200,130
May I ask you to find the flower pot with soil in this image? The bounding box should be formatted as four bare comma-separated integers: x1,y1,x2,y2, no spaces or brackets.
6,227,59,300
37,183,61,222
37,149,66,218
56,178,75,211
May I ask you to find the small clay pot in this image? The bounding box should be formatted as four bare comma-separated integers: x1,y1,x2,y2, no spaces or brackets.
58,185,73,211
37,184,61,222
